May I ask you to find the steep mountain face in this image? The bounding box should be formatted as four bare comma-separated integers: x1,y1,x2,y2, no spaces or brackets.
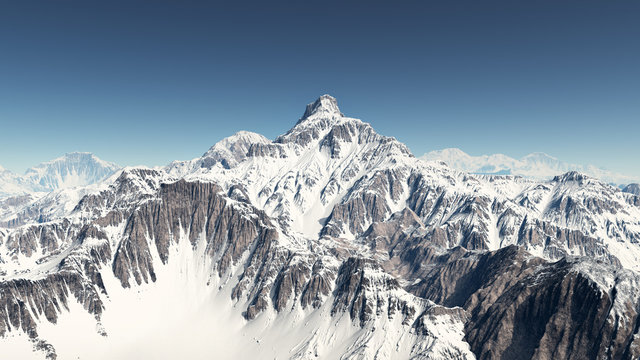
408,246,640,360
422,148,638,185
623,183,640,195
1,95,640,360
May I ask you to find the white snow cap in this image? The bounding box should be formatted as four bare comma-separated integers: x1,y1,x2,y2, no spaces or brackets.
302,94,344,119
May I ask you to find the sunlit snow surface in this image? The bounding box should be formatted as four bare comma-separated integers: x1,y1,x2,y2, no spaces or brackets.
5,236,472,360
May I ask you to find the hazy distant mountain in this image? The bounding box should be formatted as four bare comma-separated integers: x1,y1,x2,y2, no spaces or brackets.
24,152,120,192
421,148,638,185
0,152,120,199
0,153,120,226
2,96,640,360
0,165,33,199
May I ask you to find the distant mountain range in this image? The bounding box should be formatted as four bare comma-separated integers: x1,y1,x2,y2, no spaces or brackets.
0,153,121,227
421,148,639,186
0,152,120,199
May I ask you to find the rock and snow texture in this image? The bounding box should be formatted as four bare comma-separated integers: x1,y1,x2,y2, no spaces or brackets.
422,147,639,185
1,95,640,360
623,183,640,195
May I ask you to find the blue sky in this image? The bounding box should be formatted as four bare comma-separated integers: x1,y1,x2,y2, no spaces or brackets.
1,0,638,178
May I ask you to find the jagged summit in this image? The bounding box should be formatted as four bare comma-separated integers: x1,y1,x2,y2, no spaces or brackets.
623,183,640,195
301,94,344,120
167,95,413,180
552,171,589,183
276,94,368,146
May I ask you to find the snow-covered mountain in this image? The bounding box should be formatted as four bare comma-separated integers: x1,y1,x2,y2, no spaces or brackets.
2,95,640,360
0,153,120,226
23,152,120,192
624,183,640,195
0,153,120,198
0,166,34,199
422,148,638,185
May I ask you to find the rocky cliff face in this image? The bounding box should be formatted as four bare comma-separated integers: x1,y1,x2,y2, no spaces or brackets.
405,245,640,359
623,183,640,196
1,95,640,360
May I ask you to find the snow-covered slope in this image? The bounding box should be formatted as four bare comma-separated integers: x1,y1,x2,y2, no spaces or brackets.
422,148,638,185
1,95,640,360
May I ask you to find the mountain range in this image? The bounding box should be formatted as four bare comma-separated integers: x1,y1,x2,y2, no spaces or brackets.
1,95,640,359
422,148,639,186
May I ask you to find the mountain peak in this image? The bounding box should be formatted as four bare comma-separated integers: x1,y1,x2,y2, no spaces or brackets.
24,152,120,191
31,152,119,171
199,131,271,169
275,95,349,146
552,171,589,183
623,183,640,195
521,152,559,163
55,152,96,163
301,94,343,120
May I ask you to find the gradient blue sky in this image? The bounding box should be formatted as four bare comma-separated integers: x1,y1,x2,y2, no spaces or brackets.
1,0,638,177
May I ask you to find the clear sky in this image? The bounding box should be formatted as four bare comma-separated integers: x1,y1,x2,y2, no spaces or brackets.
1,0,638,177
